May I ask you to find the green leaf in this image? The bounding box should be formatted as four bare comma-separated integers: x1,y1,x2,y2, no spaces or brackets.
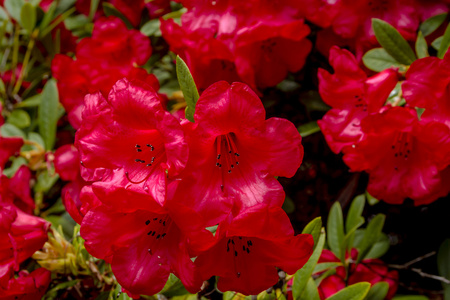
362,48,403,72
438,23,450,59
89,0,101,20
16,94,42,108
432,36,443,51
141,19,161,37
298,277,320,300
438,238,450,297
371,18,416,65
2,157,27,177
298,121,321,138
327,202,345,262
160,274,189,297
391,296,429,300
28,132,45,149
293,229,325,300
345,194,365,235
20,3,36,33
282,196,295,214
302,217,322,249
7,109,30,129
365,191,379,206
0,123,26,139
313,262,342,274
176,55,199,123
0,6,9,21
419,13,448,36
39,1,56,32
326,282,371,300
365,233,390,259
34,169,59,193
357,214,386,263
38,79,60,150
365,282,389,300
4,0,24,22
415,31,429,59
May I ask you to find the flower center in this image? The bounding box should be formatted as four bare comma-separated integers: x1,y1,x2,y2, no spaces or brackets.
354,95,367,112
226,236,254,278
144,214,172,256
125,142,165,184
215,133,240,190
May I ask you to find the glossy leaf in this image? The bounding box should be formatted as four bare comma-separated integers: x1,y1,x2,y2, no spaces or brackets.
419,13,448,36
345,194,365,235
298,121,321,138
362,48,403,72
16,94,42,108
365,282,389,300
326,282,371,300
438,23,450,59
0,123,26,139
141,19,161,37
299,277,320,300
176,55,199,122
38,79,60,150
357,214,386,263
39,1,56,32
327,202,345,262
293,229,325,300
313,262,342,274
365,233,390,259
302,217,322,249
372,18,416,65
415,31,429,59
365,191,379,206
20,3,36,33
432,36,443,51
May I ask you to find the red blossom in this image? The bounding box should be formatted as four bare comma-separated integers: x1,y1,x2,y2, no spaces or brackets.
342,106,450,205
174,81,303,225
0,166,35,214
317,249,398,300
0,137,23,169
195,205,313,295
75,78,188,204
317,46,398,153
161,0,312,91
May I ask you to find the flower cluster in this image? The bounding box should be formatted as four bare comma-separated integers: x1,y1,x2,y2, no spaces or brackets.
0,107,51,299
161,0,312,92
73,78,313,296
318,46,450,205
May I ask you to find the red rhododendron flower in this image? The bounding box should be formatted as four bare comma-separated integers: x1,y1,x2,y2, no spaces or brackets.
52,17,157,129
317,46,398,153
0,263,51,300
195,205,313,295
403,51,450,127
0,205,50,270
54,144,79,182
175,81,303,225
317,249,398,300
161,0,311,91
0,137,23,169
343,106,450,205
76,78,188,204
0,166,35,214
80,179,212,295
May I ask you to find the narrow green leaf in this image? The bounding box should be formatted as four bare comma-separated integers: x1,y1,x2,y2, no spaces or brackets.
438,23,450,58
298,277,320,300
302,217,322,249
38,79,60,150
141,19,161,37
365,233,390,259
0,79,5,94
372,18,416,65
415,31,429,59
4,0,24,22
89,0,101,20
420,13,448,36
326,282,371,300
176,55,199,122
39,1,56,32
313,262,342,274
391,296,429,300
293,230,325,300
357,214,386,263
298,121,321,138
7,109,30,129
20,3,36,33
346,194,365,234
16,94,42,108
365,282,389,300
327,202,345,262
432,36,443,51
362,48,403,72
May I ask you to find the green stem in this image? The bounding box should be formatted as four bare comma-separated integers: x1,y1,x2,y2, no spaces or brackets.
12,29,39,97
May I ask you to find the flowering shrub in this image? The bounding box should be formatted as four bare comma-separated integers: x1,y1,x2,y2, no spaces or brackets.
1,0,450,299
